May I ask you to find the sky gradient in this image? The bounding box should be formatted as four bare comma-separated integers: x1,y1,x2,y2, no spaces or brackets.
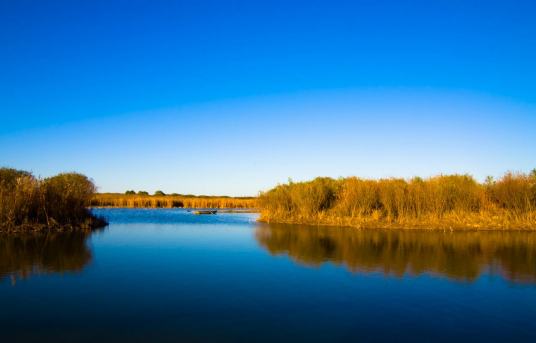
1,0,535,195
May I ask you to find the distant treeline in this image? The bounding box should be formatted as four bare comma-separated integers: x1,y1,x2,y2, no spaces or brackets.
91,193,257,209
258,171,536,229
0,168,107,232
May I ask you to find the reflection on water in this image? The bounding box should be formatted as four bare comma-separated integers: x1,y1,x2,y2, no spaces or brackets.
1,210,536,342
0,230,96,284
256,223,536,283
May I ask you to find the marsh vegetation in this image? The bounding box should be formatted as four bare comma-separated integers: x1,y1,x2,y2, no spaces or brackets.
258,171,536,229
91,193,257,209
0,168,107,232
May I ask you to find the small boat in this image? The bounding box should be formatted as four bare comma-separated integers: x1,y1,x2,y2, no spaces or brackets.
193,210,217,215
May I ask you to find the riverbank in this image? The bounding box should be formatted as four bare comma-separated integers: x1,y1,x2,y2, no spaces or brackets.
258,212,536,230
1,215,108,233
258,171,536,230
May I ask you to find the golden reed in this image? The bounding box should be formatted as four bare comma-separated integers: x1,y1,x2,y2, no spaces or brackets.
91,193,257,209
0,168,107,232
258,171,536,230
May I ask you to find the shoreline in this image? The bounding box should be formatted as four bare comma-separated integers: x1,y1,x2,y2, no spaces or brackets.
258,214,536,231
0,215,108,234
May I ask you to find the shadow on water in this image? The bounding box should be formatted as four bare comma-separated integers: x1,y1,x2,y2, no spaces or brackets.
0,229,102,285
255,223,536,283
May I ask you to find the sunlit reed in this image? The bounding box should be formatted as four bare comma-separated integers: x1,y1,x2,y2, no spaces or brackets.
0,168,107,232
258,171,536,229
91,193,257,209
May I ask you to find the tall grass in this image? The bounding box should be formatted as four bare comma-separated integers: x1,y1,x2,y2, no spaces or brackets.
259,171,536,229
0,168,107,232
91,193,257,209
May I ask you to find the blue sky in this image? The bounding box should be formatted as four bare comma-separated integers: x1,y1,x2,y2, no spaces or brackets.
1,0,535,195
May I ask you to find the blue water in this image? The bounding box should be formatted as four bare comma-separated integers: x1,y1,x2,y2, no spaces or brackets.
1,209,535,342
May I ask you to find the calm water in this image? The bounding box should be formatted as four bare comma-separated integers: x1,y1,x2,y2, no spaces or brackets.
1,209,536,342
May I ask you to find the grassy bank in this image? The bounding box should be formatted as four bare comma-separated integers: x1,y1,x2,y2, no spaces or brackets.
91,193,257,209
258,171,536,230
0,168,107,232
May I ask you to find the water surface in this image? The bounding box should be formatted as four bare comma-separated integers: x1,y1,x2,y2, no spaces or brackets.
1,209,535,342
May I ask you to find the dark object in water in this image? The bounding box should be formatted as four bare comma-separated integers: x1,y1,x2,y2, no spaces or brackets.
218,209,258,213
193,210,217,215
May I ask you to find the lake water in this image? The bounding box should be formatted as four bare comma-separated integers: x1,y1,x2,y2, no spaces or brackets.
1,209,535,342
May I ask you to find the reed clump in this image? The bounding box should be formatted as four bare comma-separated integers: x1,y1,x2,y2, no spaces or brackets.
91,193,257,209
0,168,107,232
258,171,536,229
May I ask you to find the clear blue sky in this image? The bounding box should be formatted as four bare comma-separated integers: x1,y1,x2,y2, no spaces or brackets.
1,0,535,195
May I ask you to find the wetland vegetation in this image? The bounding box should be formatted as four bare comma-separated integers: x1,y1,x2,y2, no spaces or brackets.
4,167,536,231
0,168,107,232
258,171,536,230
91,193,257,209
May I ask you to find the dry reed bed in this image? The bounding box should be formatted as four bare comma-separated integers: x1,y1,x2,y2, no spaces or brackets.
91,193,257,209
0,168,107,232
258,171,536,230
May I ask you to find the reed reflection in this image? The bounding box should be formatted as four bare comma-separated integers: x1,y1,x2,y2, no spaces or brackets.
256,224,536,283
0,230,98,284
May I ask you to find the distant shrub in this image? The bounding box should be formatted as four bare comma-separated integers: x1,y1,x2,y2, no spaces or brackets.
125,190,136,195
154,190,166,196
138,191,149,196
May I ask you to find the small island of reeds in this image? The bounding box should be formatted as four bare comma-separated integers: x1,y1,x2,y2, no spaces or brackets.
258,170,536,230
0,168,107,232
